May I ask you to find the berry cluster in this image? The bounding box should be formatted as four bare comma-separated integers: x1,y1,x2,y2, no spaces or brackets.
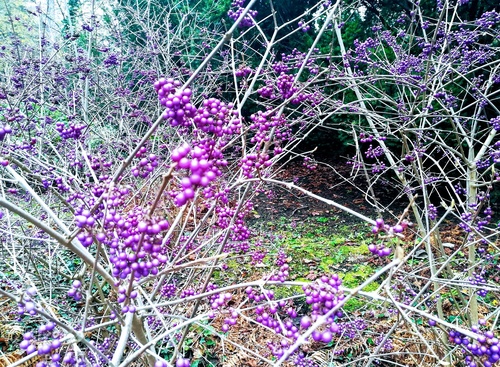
180,288,197,298
160,282,177,298
249,110,289,145
367,218,411,256
88,154,113,173
155,360,190,367
488,116,500,131
368,243,392,257
95,206,170,282
55,121,86,139
302,157,317,170
371,218,410,236
460,212,473,232
476,11,500,29
74,209,96,248
171,140,226,206
235,65,252,77
302,274,344,320
477,207,493,231
371,162,386,174
298,20,311,32
117,286,139,313
251,248,268,264
449,327,500,367
455,184,467,195
176,358,191,367
67,280,83,301
375,335,394,352
0,124,12,141
245,287,275,303
427,204,438,220
275,73,298,99
334,318,367,338
239,152,271,178
210,292,232,311
293,353,317,367
272,61,289,74
156,78,243,140
18,287,39,317
193,98,241,137
20,332,62,360
469,271,489,297
16,291,65,364
224,240,250,253
267,264,290,282
215,201,252,242
245,275,346,362
490,141,500,164
227,0,257,28
155,78,196,127
61,352,82,366
275,249,287,266
258,72,320,104
74,209,96,229
359,132,374,143
255,304,290,333
404,153,415,162
221,309,239,332
256,83,276,99
131,153,159,179
365,145,384,158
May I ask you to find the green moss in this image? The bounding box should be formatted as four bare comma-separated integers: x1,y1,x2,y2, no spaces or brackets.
295,277,309,283
226,259,240,270
337,244,369,257
283,235,354,276
212,259,256,285
362,282,380,292
356,243,370,254
330,236,346,246
343,298,365,312
278,222,373,278
319,257,342,272
272,285,303,300
212,270,221,280
339,265,375,288
341,273,358,288
316,217,329,223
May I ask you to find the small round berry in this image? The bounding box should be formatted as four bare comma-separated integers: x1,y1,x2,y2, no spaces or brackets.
26,287,37,296
393,224,404,233
321,331,333,343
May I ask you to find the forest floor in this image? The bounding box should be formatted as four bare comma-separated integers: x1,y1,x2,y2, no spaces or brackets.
250,157,408,229
206,158,475,366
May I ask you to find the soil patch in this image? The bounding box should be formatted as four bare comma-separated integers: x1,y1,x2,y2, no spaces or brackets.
251,158,408,226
